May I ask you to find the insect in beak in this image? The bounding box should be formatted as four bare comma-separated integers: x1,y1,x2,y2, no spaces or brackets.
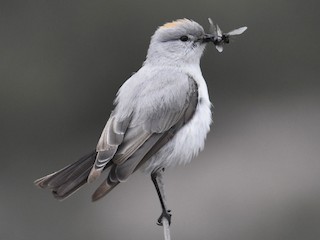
205,18,247,52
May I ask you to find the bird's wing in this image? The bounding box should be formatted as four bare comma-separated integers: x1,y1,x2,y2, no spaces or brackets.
111,74,198,180
87,113,131,182
91,74,199,200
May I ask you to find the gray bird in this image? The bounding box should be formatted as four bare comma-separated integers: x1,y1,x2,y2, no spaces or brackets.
35,18,246,226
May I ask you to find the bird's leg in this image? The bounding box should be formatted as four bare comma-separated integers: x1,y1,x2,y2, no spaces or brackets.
151,168,172,226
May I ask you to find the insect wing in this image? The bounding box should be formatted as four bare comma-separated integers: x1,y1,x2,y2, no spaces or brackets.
208,18,215,34
216,24,223,37
227,26,247,36
215,45,224,52
208,18,223,37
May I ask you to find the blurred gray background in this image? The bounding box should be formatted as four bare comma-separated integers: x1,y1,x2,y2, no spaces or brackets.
1,0,320,239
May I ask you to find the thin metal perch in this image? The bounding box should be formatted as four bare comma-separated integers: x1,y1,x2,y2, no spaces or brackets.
162,218,171,240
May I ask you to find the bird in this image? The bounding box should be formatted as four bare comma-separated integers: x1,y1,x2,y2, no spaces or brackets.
35,18,216,226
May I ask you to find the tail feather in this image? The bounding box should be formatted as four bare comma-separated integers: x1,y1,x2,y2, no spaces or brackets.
91,177,119,202
52,167,92,200
34,151,97,200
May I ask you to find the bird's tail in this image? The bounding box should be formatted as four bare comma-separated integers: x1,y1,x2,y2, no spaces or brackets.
34,151,97,200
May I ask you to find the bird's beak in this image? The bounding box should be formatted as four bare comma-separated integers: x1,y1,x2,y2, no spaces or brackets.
202,34,218,44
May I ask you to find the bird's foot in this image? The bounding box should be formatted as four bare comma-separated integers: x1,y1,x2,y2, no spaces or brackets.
157,209,172,226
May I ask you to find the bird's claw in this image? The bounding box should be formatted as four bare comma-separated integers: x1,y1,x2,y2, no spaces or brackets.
157,209,172,226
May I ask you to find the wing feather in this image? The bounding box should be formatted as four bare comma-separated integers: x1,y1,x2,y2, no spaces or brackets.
114,133,163,181
112,126,152,165
88,114,131,182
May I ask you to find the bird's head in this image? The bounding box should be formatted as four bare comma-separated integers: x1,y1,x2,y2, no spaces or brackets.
145,19,212,66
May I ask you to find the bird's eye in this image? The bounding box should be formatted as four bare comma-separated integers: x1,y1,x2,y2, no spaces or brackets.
180,35,189,42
